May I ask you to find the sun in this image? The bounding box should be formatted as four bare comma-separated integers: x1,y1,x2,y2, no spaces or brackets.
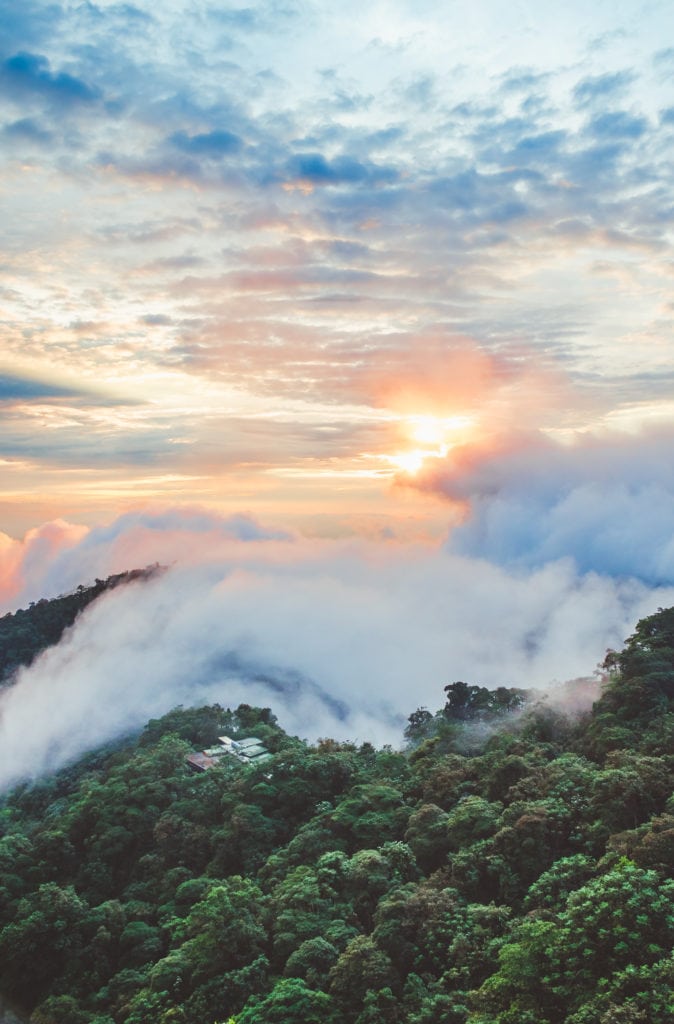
386,450,428,475
383,414,473,476
408,414,471,445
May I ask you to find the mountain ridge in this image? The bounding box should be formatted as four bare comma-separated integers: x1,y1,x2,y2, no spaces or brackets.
0,593,673,1022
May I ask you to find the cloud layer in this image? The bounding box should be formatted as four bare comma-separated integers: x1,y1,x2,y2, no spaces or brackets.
412,427,674,584
1,507,673,790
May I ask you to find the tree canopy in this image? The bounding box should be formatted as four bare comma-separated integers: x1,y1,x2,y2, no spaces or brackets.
1,602,674,1022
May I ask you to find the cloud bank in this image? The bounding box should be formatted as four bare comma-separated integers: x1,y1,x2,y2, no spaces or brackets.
1,507,673,791
414,427,674,584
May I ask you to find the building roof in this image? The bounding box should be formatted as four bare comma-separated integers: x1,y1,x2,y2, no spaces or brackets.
186,752,219,772
238,744,267,757
186,734,271,772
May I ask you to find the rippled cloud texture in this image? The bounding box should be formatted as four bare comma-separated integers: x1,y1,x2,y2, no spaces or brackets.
1,1,674,529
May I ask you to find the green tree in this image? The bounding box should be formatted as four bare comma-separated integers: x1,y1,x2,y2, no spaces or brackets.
236,978,338,1024
284,936,340,986
330,784,410,848
404,804,450,872
329,935,398,1014
548,861,674,1001
29,994,91,1024
0,883,92,1009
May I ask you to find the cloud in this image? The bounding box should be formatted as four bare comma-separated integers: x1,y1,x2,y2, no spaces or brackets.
0,509,292,613
283,152,399,188
499,68,551,94
0,402,173,469
0,51,102,106
139,313,174,326
2,0,669,438
0,373,83,402
0,519,89,610
0,372,146,470
1,116,53,145
410,427,674,585
1,506,674,790
506,129,566,163
587,109,649,140
573,70,635,107
169,128,243,157
355,334,510,416
653,47,674,74
0,1,64,58
89,3,154,28
204,2,303,35
167,319,521,414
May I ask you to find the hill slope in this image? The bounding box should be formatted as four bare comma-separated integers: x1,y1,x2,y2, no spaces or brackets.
0,567,162,688
1,606,674,1023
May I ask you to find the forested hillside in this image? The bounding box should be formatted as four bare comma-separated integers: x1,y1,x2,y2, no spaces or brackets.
0,567,162,687
2,605,674,1023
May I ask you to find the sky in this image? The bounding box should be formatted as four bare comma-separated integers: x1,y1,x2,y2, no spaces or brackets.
1,0,673,539
1,2,674,778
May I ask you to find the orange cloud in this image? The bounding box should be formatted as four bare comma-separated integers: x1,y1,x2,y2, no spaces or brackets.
0,519,88,610
362,335,502,417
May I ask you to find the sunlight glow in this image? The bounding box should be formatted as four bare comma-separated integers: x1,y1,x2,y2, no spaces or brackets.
386,450,429,475
407,415,473,446
383,414,474,476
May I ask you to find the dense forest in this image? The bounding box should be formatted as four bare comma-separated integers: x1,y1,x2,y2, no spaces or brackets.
2,590,674,1023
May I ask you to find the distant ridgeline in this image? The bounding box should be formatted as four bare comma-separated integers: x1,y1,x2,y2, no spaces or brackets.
2,603,674,1022
0,566,163,688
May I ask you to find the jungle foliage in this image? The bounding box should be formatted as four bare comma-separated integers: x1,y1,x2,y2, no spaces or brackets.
1,599,674,1023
